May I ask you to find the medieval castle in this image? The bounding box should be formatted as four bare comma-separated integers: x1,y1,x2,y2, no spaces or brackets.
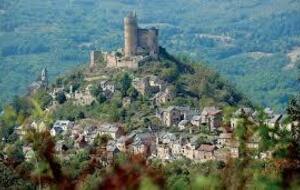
90,12,159,69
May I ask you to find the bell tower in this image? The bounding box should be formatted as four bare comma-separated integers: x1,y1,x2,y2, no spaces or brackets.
41,67,48,89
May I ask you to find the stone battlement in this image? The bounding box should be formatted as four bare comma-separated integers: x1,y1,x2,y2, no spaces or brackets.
124,12,159,59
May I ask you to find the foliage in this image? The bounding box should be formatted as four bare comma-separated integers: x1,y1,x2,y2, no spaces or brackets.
96,93,107,104
4,143,24,163
0,106,18,141
161,67,179,83
222,106,236,125
287,94,300,121
78,172,102,190
93,134,112,147
54,102,85,121
116,72,132,97
127,86,139,100
99,155,165,190
89,84,102,98
191,175,221,190
89,84,107,103
55,91,67,104
33,89,53,110
1,0,300,111
62,149,90,179
0,162,34,190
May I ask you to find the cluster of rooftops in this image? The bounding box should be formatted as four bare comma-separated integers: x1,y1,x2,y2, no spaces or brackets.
17,104,293,164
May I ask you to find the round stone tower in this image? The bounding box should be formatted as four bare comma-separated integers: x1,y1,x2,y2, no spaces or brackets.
124,12,138,57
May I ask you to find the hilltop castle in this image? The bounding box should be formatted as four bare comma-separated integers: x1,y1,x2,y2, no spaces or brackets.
124,12,159,59
90,12,159,69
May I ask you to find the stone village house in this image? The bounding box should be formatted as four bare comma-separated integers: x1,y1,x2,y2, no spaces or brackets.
50,120,74,137
157,106,198,127
217,133,233,148
194,144,216,162
200,107,223,131
129,132,156,157
132,75,166,96
100,80,115,98
83,123,124,144
153,87,174,105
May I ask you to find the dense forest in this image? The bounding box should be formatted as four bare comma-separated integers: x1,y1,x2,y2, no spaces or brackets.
0,0,300,111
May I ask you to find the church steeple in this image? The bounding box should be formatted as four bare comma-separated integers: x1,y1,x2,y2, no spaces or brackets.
41,67,48,89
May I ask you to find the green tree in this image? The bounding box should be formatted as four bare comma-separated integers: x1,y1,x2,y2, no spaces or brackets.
90,84,102,98
223,106,236,125
287,95,300,121
0,162,34,190
10,96,33,118
0,106,17,141
161,67,178,83
4,143,24,163
93,134,112,147
33,90,52,110
54,102,85,121
55,91,67,104
191,175,221,190
117,73,132,97
127,86,139,100
96,94,107,104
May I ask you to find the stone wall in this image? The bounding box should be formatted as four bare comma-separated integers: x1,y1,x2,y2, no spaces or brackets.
137,28,159,58
105,54,118,67
90,51,103,69
105,53,151,69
